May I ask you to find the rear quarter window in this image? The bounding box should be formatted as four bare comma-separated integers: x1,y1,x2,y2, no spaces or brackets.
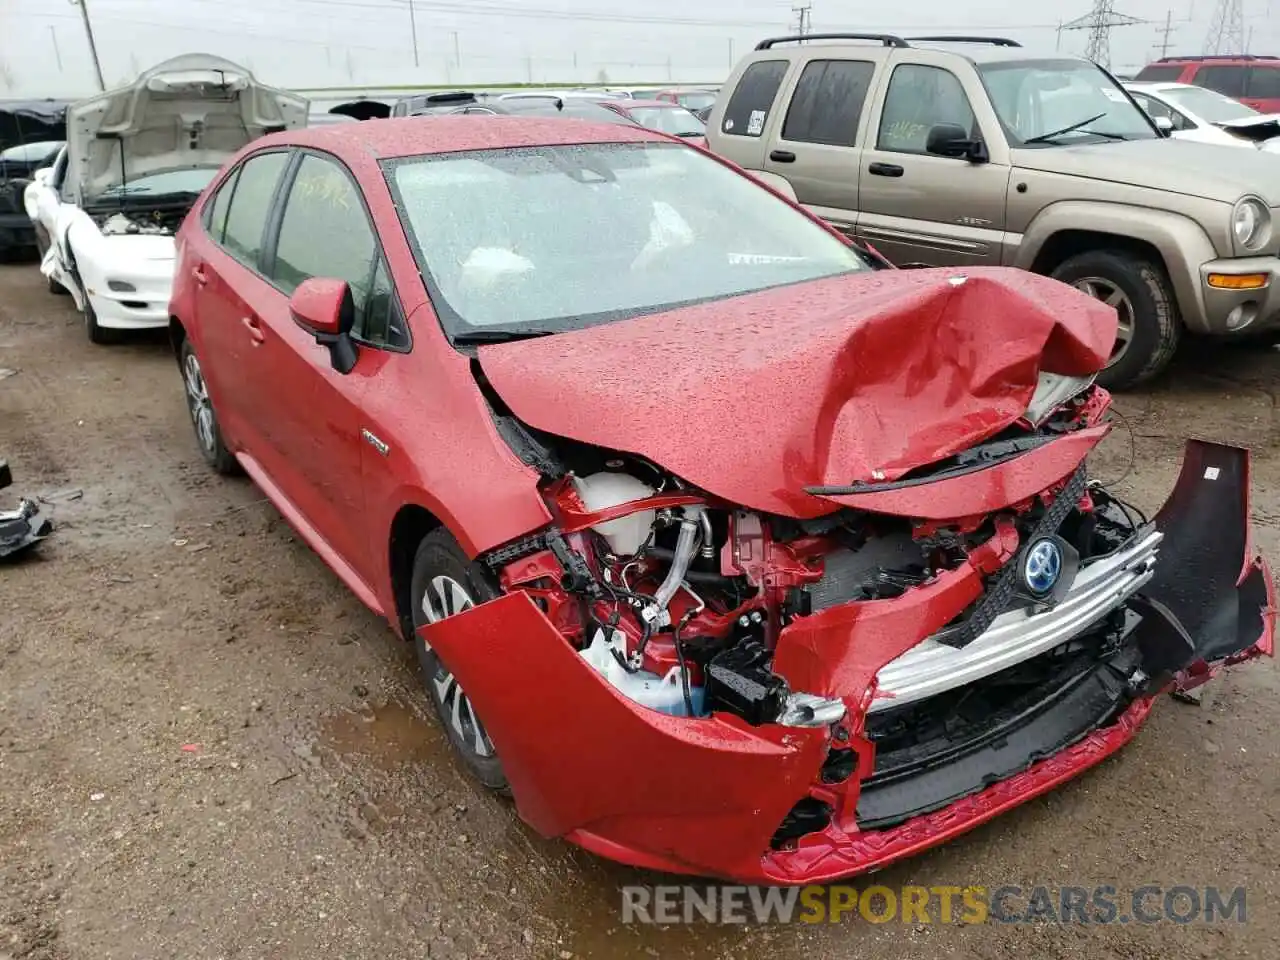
1134,64,1185,82
721,59,789,137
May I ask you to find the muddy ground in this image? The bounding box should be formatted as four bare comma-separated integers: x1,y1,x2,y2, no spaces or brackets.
1,260,1278,960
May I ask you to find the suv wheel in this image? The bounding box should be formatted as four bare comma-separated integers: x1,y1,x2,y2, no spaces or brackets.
410,529,510,794
1051,250,1181,390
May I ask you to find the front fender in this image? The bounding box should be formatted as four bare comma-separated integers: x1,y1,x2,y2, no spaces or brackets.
418,592,828,878
1016,201,1218,325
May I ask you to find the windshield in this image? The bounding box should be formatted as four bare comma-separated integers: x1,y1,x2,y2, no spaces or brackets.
980,59,1159,145
627,106,705,136
385,142,866,337
1160,86,1259,122
0,140,63,163
98,167,221,198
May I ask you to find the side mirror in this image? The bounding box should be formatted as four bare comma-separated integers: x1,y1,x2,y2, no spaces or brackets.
1153,115,1174,136
289,277,359,374
925,122,989,162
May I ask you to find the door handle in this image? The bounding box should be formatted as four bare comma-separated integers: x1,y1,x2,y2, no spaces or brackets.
192,265,208,285
868,162,904,178
241,315,265,345
770,149,797,163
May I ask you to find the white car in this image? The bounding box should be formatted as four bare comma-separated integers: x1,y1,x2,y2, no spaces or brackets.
26,54,307,343
1123,81,1280,153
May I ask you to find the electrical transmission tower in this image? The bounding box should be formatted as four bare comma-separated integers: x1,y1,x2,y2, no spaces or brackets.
1063,0,1144,68
1204,0,1245,53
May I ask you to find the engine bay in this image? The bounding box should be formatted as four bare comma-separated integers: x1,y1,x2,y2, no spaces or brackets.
477,366,1143,740
93,207,186,237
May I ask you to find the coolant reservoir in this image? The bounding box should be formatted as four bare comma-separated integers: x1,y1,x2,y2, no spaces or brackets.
571,472,655,555
580,629,706,718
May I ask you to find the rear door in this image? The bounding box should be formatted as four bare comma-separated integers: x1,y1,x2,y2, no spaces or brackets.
762,55,884,239
857,52,1012,267
194,149,292,451
1190,64,1248,103
1244,65,1280,112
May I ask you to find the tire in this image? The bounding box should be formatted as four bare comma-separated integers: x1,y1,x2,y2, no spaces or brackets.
1050,249,1182,391
48,273,69,295
83,297,121,344
410,529,511,793
179,338,240,475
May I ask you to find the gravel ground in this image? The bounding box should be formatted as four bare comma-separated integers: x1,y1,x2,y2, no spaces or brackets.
1,260,1278,960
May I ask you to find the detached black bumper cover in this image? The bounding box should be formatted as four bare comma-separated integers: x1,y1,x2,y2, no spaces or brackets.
0,460,53,559
855,440,1274,830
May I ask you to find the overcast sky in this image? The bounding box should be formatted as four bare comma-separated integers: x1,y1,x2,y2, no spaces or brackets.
2,0,1276,97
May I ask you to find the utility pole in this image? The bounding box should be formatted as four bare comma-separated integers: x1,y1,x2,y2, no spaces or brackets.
1063,0,1145,69
68,0,105,91
1155,9,1177,57
792,2,812,40
48,25,64,73
452,31,460,70
408,0,419,67
1056,19,1064,50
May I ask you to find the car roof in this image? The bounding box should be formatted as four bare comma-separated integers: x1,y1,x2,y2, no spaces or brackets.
254,114,665,160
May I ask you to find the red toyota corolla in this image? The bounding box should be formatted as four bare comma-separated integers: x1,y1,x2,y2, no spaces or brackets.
169,117,1274,884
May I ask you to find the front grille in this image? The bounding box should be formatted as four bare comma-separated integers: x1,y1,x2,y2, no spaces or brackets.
936,464,1087,649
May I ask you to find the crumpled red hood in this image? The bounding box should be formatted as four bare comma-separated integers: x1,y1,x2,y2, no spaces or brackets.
478,267,1115,517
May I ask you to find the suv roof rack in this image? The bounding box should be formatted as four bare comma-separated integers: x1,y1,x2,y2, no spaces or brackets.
908,35,1022,46
1156,54,1279,61
755,33,908,50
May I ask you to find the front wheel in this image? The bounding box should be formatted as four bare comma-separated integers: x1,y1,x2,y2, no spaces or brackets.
1051,250,1182,391
410,529,510,793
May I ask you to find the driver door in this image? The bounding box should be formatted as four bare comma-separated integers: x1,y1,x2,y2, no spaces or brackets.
857,54,1012,267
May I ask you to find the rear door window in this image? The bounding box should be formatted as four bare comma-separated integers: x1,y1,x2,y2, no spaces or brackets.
1134,64,1185,82
220,151,290,268
204,168,240,244
1246,66,1280,99
782,59,876,146
1193,65,1247,98
721,59,788,137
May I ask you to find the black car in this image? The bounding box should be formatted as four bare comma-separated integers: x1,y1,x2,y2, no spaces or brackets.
0,100,67,258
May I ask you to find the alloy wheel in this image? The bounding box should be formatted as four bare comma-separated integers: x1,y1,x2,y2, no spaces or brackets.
1070,276,1135,369
182,352,216,454
420,575,495,758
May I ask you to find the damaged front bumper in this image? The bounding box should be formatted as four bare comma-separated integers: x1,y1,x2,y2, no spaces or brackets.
419,441,1275,883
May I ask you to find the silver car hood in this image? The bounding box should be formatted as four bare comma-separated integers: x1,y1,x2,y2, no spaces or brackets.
67,54,308,202
1011,137,1280,204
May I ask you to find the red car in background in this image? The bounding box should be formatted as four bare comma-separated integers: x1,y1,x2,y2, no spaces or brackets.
649,86,720,113
169,115,1273,883
595,97,707,146
1135,55,1280,112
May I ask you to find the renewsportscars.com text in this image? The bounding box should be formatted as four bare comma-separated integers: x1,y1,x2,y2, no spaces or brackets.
620,884,1247,925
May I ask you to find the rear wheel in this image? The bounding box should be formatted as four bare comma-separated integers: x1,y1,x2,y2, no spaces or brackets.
179,338,239,475
410,529,510,793
1051,249,1181,391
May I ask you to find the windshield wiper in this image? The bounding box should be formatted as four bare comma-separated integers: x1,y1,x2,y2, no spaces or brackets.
1024,112,1128,144
452,328,559,345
